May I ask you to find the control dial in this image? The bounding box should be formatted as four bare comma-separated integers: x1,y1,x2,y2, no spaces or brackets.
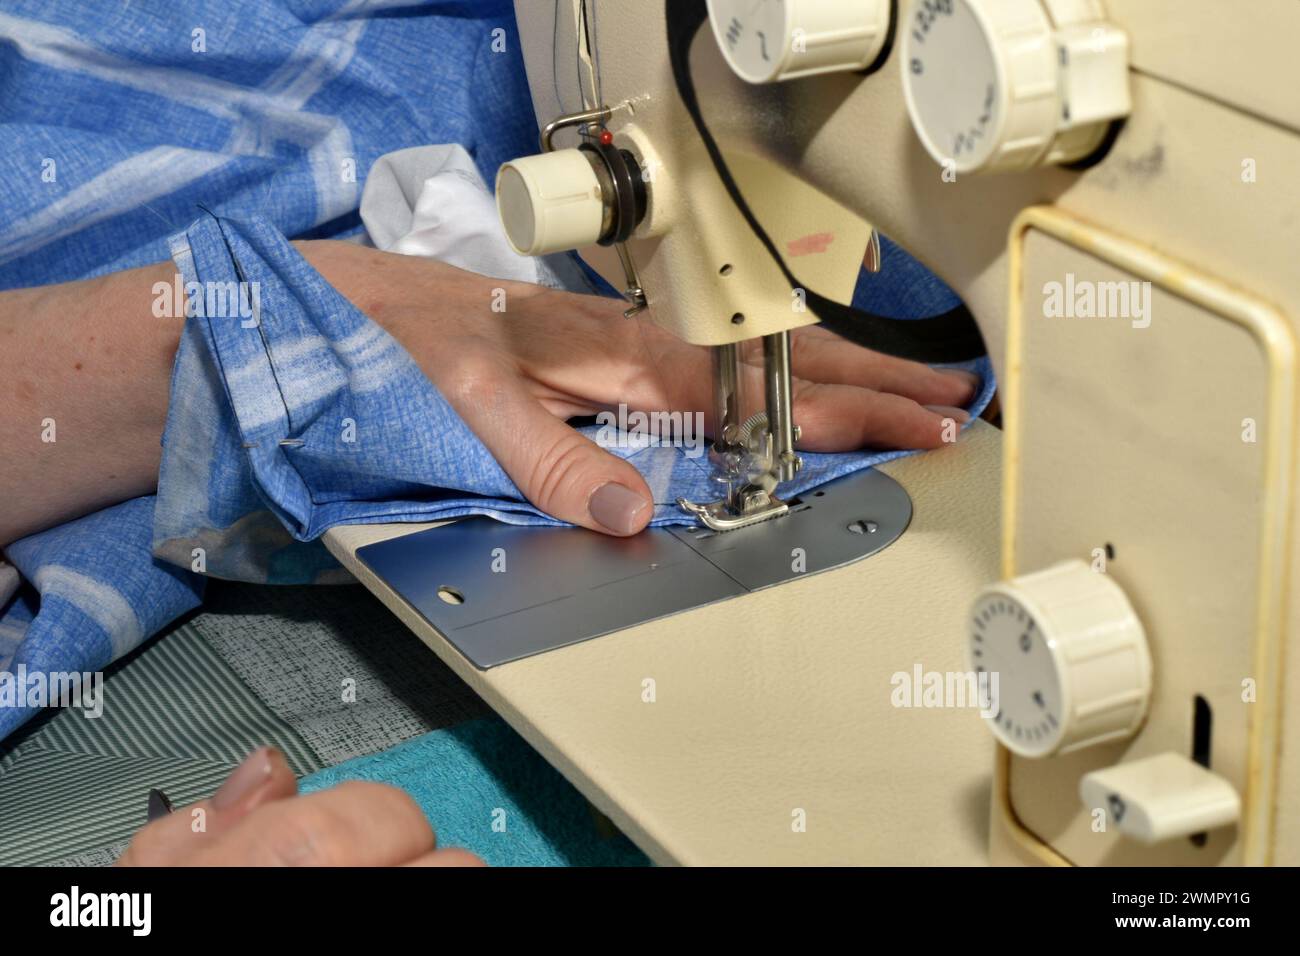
901,0,1131,174
970,560,1152,758
497,149,607,257
707,0,892,84
497,142,647,257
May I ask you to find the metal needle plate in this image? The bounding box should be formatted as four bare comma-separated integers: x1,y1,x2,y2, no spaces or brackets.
355,468,911,669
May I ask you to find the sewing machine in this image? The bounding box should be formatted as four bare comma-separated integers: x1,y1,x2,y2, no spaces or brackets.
324,0,1300,865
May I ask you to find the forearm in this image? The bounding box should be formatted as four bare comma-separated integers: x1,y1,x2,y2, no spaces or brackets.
0,263,183,546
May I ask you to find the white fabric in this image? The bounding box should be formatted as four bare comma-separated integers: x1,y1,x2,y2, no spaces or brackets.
359,145,590,291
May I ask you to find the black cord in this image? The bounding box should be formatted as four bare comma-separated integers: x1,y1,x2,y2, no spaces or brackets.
664,0,986,363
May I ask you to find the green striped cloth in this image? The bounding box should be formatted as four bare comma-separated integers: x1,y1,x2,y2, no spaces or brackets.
0,581,637,867
0,622,322,866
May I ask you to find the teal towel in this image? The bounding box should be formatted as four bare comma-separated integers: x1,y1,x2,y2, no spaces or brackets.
300,717,649,867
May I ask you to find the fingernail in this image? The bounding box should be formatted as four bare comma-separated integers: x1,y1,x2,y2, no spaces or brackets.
213,746,280,812
588,482,651,535
925,404,971,424
937,368,981,395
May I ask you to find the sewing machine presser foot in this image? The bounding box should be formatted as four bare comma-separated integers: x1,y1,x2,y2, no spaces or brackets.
675,493,790,532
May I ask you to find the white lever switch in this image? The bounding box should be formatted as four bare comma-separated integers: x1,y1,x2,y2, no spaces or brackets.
1079,752,1240,845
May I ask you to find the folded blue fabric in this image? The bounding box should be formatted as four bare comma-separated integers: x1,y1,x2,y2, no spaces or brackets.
154,210,996,582
300,717,650,866
0,0,558,742
0,0,538,287
0,499,205,740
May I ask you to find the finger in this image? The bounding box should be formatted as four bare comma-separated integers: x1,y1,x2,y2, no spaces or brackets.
117,746,297,866
190,781,436,867
604,324,979,443
791,380,970,452
403,848,488,867
789,326,981,406
448,361,655,536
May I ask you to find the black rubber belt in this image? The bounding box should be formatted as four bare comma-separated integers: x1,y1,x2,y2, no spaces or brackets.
664,0,986,363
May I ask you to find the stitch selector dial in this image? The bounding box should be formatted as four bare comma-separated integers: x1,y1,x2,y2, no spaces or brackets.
901,0,1131,174
970,560,1152,758
707,0,892,84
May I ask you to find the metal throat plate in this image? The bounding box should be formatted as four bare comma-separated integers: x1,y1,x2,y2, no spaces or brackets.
355,468,911,669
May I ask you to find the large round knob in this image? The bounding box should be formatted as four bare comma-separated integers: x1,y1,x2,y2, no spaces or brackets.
970,560,1152,758
900,0,1131,174
707,0,892,84
496,149,608,256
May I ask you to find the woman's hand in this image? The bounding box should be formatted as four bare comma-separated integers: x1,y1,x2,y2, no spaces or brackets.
0,242,977,545
301,241,979,537
118,747,482,867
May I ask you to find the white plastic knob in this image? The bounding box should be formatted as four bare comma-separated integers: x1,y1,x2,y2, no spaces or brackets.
970,560,1152,758
707,0,892,84
496,149,606,256
900,0,1131,174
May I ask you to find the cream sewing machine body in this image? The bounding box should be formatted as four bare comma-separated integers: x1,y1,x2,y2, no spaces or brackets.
325,0,1300,865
